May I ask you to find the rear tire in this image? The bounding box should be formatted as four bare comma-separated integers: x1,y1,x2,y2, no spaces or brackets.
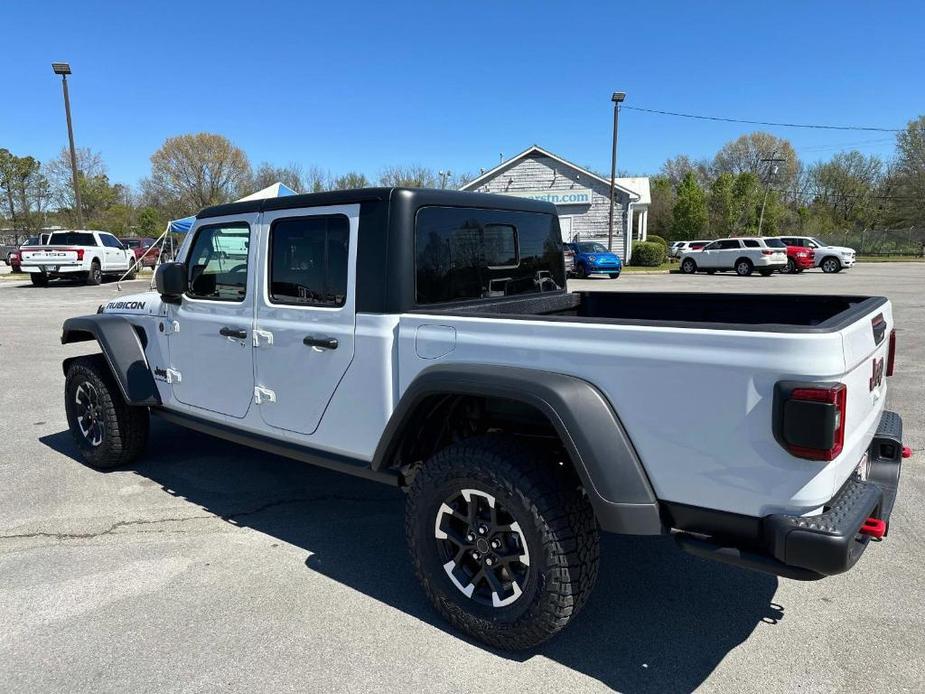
30,273,49,287
680,258,697,274
64,355,149,470
86,260,102,285
735,259,754,276
405,435,599,650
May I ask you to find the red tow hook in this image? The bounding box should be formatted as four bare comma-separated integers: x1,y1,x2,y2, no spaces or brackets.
860,517,887,539
902,446,912,459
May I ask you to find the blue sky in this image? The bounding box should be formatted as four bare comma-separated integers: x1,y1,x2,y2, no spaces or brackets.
2,1,923,188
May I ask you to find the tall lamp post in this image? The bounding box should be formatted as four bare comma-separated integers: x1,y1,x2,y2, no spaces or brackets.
607,91,625,254
52,62,84,229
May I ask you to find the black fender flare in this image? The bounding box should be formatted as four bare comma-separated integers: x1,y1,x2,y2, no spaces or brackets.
61,314,160,406
373,364,663,535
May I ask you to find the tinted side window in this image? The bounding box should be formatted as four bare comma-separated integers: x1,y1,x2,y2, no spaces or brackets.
102,234,123,249
187,223,250,301
269,215,349,308
415,206,564,305
742,239,760,248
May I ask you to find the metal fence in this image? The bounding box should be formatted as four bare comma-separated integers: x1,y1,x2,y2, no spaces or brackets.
825,228,925,257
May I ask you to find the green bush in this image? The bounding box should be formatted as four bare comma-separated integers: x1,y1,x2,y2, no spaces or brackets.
630,241,666,266
646,234,668,251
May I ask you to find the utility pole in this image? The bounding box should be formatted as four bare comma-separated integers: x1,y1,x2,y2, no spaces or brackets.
52,62,84,229
757,151,785,236
608,91,625,254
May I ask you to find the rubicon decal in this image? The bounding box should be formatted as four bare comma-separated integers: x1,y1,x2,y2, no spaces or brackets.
106,300,146,311
870,357,884,391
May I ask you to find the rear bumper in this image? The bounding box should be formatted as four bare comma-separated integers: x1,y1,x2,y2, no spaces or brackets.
21,264,84,274
676,410,905,580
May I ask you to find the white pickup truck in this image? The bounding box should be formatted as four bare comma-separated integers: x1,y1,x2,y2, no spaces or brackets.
59,188,908,649
20,230,135,286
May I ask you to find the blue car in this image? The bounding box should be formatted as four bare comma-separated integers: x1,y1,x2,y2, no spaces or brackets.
564,242,622,278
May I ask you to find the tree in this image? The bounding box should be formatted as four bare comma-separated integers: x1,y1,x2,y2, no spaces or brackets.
887,115,925,226
145,133,251,214
378,165,438,188
137,207,161,236
251,162,306,193
731,172,762,233
332,171,371,190
647,176,675,238
0,149,49,238
671,172,708,238
714,132,800,191
709,172,736,236
661,154,712,188
806,150,883,230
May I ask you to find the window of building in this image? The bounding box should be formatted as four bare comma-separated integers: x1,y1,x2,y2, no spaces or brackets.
415,206,564,304
268,215,349,308
186,223,250,301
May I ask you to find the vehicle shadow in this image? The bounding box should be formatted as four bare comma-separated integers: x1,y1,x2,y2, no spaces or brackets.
41,422,783,692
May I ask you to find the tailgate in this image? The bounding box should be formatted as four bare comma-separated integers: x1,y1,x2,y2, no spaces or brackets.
837,301,893,478
20,247,81,264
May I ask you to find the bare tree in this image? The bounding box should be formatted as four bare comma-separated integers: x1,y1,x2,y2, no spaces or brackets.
713,132,800,190
145,133,252,213
251,162,306,193
332,171,371,190
378,165,438,188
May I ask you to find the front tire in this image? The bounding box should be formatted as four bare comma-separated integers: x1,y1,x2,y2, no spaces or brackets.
759,269,774,277
64,355,149,470
405,435,599,650
680,258,697,274
821,257,841,273
785,258,796,274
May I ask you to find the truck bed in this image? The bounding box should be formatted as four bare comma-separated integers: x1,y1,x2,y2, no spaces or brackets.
425,290,885,333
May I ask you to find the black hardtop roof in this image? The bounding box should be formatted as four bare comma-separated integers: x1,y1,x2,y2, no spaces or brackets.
196,187,556,220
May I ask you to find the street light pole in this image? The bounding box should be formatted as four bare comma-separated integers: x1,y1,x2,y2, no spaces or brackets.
52,62,83,228
607,92,625,253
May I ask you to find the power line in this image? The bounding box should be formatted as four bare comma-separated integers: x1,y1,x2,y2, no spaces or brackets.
623,106,901,132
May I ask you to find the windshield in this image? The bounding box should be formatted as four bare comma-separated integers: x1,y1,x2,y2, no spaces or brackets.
809,237,830,248
576,242,609,253
762,238,786,248
122,239,142,248
49,232,98,246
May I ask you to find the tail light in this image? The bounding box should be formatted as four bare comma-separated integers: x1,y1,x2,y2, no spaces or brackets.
776,383,847,461
74,248,84,261
761,249,774,255
887,328,896,377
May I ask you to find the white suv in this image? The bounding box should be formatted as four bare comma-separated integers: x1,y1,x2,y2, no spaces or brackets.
778,236,856,273
679,237,788,276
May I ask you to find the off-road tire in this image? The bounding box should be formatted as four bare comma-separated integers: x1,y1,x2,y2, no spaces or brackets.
680,258,697,274
30,273,49,287
86,260,102,285
64,355,149,470
405,435,599,650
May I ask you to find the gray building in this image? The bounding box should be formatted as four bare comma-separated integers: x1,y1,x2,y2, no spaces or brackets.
460,145,650,261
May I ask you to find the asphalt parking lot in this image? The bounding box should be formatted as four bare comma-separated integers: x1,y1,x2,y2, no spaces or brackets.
1,264,923,693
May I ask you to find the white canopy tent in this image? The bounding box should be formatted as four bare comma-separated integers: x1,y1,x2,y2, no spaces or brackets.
116,182,298,289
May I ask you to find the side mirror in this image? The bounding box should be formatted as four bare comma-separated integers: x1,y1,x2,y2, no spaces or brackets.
155,262,187,303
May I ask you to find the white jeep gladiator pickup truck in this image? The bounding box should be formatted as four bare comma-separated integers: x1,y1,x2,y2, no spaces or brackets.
59,188,908,649
20,229,135,286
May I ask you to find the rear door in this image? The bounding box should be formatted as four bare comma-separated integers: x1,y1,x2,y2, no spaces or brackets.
252,205,358,435
166,214,258,418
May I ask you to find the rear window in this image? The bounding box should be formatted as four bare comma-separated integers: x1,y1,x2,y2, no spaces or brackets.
49,232,97,246
762,238,786,248
415,206,565,305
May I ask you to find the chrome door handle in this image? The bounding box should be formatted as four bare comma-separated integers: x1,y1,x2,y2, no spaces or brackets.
303,335,338,350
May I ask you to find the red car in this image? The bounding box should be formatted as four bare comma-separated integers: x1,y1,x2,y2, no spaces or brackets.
8,249,21,272
120,237,161,267
769,238,815,273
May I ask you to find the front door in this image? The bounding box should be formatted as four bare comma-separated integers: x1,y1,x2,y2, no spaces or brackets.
699,241,722,268
558,216,573,242
166,214,258,418
252,205,358,435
